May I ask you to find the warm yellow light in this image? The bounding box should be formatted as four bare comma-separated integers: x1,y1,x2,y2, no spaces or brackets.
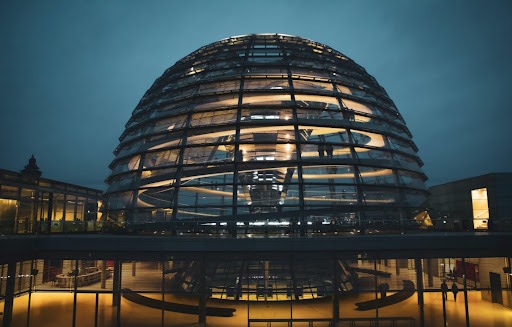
242,94,291,105
471,188,489,229
301,168,392,180
294,94,339,107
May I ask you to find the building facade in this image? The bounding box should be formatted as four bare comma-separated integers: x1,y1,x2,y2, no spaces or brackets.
429,173,512,231
0,157,102,235
0,235,511,327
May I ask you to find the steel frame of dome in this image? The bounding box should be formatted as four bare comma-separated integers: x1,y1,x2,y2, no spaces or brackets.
104,33,428,235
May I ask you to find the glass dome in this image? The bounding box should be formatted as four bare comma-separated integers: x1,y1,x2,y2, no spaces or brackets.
104,34,428,235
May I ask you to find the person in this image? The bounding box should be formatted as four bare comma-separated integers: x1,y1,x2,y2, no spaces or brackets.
451,282,459,301
441,280,448,300
236,149,244,161
325,144,333,158
318,144,325,158
378,283,389,298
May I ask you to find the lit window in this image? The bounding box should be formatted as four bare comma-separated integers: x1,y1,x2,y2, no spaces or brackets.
471,188,489,229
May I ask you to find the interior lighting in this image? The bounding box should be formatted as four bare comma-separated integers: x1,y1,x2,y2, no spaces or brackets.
104,34,428,231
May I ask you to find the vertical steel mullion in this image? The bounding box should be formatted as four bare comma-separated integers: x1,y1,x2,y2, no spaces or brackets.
281,38,306,236
46,193,53,233
38,192,45,232
333,79,352,150
129,153,146,212
345,128,366,232
62,193,67,224
170,111,192,223
232,80,243,226
462,258,470,327
383,135,408,232
161,258,165,327
246,257,250,324
508,257,512,293
2,261,16,327
0,264,4,300
17,261,23,294
112,259,122,327
94,292,99,327
26,260,34,327
414,258,425,327
332,256,340,324
117,260,122,327
73,195,78,221
51,193,58,234
14,186,21,233
198,255,207,325
374,259,379,323
32,187,40,232
72,260,78,327
231,37,252,235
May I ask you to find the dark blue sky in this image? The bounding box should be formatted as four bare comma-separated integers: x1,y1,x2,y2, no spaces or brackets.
1,0,511,190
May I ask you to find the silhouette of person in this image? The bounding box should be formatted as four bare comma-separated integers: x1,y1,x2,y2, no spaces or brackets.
236,150,244,161
451,283,459,301
318,144,325,158
326,144,333,158
441,280,448,300
378,283,389,298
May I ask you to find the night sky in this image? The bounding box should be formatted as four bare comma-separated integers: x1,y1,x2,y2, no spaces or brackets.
1,0,511,190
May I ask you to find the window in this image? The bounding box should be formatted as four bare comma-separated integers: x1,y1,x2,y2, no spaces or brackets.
471,188,489,229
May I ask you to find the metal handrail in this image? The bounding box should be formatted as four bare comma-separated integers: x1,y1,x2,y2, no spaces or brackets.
248,317,416,327
2,217,512,236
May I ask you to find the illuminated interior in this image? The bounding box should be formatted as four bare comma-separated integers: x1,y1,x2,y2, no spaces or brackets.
471,188,489,229
0,169,102,234
104,34,428,232
0,198,17,232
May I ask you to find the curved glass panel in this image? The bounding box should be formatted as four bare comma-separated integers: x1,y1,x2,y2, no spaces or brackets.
104,34,428,231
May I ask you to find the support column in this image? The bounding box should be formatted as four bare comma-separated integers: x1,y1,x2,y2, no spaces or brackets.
46,192,53,233
94,293,99,327
100,260,107,289
332,258,340,323
198,256,207,326
290,255,299,301
72,260,79,327
374,260,379,320
161,259,165,327
26,260,35,327
132,261,136,277
112,259,122,306
2,261,16,327
415,258,425,327
112,259,122,327
426,259,434,287
507,257,512,292
462,258,470,327
264,260,269,297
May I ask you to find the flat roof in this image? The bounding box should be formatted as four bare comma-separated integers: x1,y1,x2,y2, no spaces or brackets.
1,232,510,261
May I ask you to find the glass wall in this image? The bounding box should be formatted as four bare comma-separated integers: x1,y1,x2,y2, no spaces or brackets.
0,169,102,235
2,254,511,327
104,34,429,234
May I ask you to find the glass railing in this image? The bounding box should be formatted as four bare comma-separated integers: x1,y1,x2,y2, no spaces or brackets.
2,217,512,237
